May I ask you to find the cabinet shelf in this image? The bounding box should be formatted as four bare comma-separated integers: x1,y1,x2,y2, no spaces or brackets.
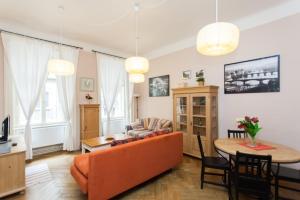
173,86,219,159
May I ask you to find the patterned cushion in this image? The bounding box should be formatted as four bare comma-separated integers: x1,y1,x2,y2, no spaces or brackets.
155,119,166,130
111,137,143,147
162,120,172,128
143,118,149,129
130,121,143,130
148,118,159,130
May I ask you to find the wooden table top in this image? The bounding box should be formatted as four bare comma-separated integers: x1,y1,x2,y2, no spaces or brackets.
82,134,132,148
214,138,300,164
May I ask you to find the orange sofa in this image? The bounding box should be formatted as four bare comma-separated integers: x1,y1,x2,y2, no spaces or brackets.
70,132,183,200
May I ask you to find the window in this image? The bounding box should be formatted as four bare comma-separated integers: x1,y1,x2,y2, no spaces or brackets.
101,80,125,120
14,75,64,127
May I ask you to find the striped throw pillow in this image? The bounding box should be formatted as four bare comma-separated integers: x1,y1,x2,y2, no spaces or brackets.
143,118,149,129
162,120,172,128
148,118,159,130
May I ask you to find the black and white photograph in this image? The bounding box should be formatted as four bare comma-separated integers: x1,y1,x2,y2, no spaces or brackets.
149,75,170,97
182,70,192,80
224,55,280,94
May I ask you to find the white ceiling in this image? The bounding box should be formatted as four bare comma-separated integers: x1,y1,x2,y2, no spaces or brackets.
0,0,295,56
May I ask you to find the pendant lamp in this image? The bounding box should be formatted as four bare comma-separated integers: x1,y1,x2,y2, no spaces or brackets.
197,0,240,56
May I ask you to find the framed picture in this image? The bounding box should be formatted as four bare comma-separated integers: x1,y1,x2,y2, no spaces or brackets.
182,70,191,80
224,55,280,94
149,75,170,97
80,78,94,92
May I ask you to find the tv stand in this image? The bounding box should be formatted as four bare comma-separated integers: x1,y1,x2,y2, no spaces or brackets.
0,136,25,198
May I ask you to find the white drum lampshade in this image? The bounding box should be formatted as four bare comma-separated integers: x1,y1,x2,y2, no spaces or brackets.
197,22,240,56
129,73,145,83
125,56,149,74
48,59,75,76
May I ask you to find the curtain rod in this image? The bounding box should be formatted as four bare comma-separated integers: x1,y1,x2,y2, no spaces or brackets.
92,50,126,59
0,29,83,49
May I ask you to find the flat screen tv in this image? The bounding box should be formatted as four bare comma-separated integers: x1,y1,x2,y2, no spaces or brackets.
0,115,10,144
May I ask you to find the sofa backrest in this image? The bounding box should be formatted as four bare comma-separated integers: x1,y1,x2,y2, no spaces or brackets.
88,132,183,200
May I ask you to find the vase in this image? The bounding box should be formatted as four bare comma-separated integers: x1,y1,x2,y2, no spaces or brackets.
248,136,257,147
198,81,204,86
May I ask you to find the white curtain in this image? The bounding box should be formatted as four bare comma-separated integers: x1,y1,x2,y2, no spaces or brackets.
2,33,52,159
55,46,79,151
125,74,134,125
96,54,124,135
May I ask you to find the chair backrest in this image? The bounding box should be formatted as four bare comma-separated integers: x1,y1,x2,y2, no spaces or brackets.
196,135,205,159
228,129,247,138
231,151,272,192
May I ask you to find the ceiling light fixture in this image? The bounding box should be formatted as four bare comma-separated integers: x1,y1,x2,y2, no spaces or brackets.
197,0,240,56
48,6,75,76
125,3,149,83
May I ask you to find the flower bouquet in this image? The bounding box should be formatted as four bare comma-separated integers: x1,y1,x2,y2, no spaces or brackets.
237,116,262,147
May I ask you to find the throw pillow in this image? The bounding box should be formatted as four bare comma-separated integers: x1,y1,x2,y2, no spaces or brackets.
162,120,172,128
148,118,159,130
130,121,143,130
143,118,149,129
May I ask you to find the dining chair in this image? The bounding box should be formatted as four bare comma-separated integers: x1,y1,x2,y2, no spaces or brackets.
227,129,247,139
229,151,272,200
197,135,229,189
272,165,300,199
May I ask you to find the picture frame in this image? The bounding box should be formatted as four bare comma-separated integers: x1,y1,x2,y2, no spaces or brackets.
182,70,192,80
149,75,170,97
80,78,94,92
224,55,280,94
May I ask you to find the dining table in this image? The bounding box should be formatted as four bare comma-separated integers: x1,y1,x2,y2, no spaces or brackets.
214,138,300,199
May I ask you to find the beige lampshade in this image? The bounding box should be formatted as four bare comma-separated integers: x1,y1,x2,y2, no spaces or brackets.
197,22,240,56
48,59,75,76
129,73,145,83
125,56,149,74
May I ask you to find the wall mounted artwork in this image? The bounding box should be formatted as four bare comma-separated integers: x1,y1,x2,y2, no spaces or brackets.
224,55,280,94
149,75,170,97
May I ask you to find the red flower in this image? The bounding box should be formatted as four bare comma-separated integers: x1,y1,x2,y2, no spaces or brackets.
238,124,245,129
251,117,259,123
245,116,251,122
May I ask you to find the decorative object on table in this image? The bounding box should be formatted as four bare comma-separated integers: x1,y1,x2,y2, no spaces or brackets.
224,55,280,94
85,94,93,104
237,116,262,147
182,70,192,80
196,70,205,86
80,78,94,92
196,0,240,56
149,75,170,97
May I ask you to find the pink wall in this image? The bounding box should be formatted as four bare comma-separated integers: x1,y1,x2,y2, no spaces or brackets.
77,50,98,105
0,36,4,119
136,13,300,153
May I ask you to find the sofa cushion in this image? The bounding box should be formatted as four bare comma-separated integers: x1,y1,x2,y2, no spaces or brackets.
130,121,143,130
142,118,149,129
162,120,172,128
148,118,159,130
74,154,89,178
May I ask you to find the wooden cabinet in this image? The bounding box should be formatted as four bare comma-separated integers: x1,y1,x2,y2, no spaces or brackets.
172,86,218,158
0,136,26,198
80,104,100,140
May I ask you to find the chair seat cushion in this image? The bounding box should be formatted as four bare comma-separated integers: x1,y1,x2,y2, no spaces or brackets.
74,154,89,178
203,157,229,169
272,165,300,182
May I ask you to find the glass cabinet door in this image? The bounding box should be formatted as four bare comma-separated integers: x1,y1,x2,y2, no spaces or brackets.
175,96,188,133
191,95,207,136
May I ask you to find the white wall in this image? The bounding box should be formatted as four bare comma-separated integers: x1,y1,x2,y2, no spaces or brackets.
136,14,300,156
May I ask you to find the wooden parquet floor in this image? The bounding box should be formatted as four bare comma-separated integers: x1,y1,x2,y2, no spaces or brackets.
3,151,299,200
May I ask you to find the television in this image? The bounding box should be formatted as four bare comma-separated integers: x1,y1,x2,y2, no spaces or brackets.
0,116,10,144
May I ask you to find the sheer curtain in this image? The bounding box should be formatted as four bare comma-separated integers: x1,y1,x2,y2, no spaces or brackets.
55,46,79,151
125,75,134,125
96,54,124,135
2,33,52,159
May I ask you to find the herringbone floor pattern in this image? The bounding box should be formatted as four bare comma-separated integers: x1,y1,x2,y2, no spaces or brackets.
4,152,299,200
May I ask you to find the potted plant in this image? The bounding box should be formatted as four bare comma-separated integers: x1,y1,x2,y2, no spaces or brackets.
196,70,205,86
237,116,262,147
85,93,93,104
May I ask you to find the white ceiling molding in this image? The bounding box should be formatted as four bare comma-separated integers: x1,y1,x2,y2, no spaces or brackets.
145,0,300,60
0,19,131,58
